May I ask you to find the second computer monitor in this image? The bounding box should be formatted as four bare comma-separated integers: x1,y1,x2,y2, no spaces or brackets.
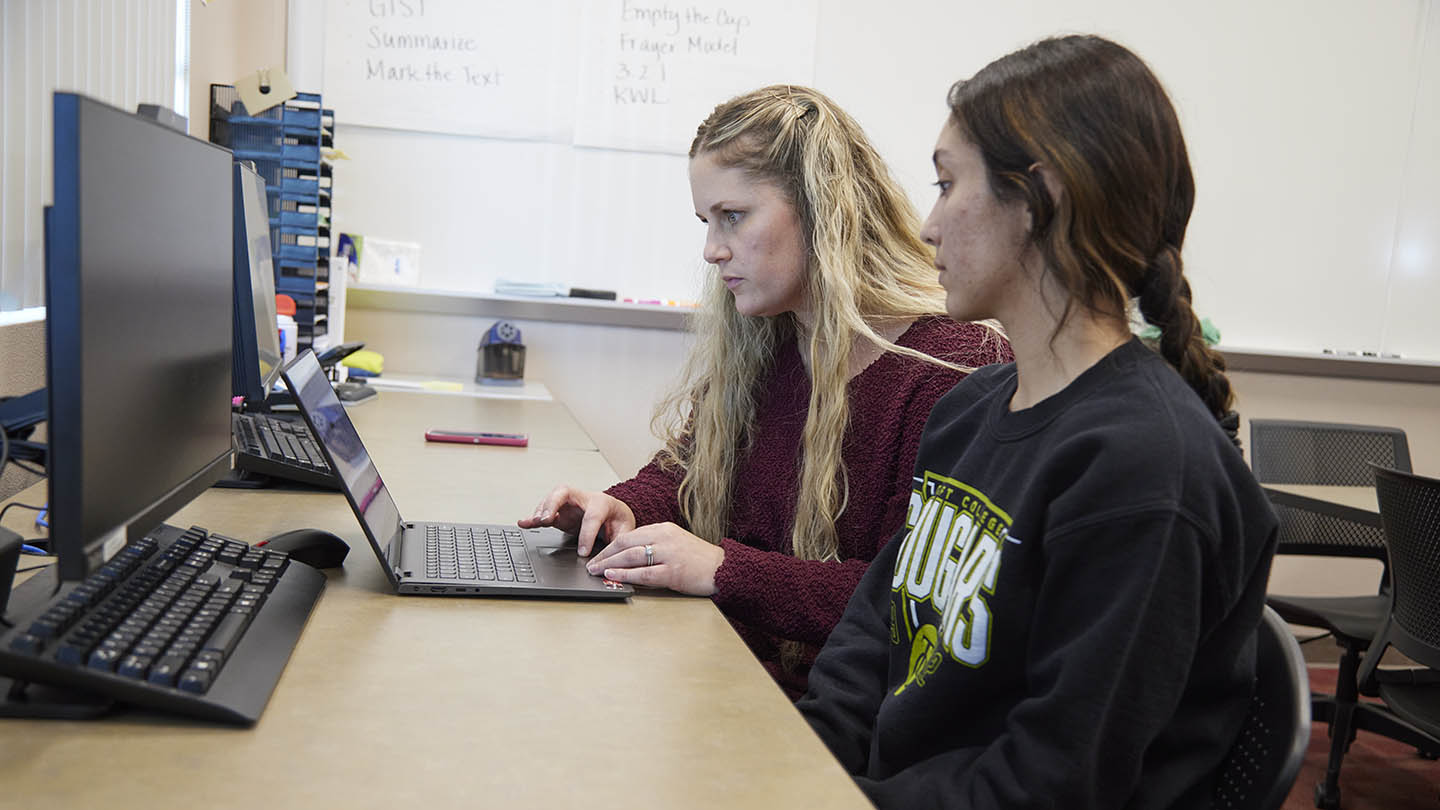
233,161,283,406
46,92,235,581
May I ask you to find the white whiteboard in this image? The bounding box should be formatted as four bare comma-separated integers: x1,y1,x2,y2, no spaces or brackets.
321,0,579,140
573,0,818,153
292,0,1440,361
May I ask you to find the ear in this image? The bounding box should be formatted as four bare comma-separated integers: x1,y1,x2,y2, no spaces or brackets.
1028,162,1064,210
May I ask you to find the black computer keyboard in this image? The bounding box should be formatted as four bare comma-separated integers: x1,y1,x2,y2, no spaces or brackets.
0,523,324,724
233,412,339,489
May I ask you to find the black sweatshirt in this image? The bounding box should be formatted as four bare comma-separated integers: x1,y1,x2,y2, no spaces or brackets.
797,339,1278,809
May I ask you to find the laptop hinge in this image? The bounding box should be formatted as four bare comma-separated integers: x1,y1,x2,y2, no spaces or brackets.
387,524,409,574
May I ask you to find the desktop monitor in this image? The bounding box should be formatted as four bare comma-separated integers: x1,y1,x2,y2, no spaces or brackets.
232,161,283,406
46,92,235,581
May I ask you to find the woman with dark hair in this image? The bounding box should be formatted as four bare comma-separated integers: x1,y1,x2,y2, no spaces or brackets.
797,36,1278,807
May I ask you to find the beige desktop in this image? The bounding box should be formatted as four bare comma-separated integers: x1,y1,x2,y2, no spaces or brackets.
0,390,868,809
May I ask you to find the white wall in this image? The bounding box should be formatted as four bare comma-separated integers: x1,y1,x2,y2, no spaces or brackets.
289,0,1440,361
188,0,289,139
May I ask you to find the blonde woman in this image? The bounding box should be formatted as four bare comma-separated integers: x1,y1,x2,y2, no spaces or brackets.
520,86,1010,697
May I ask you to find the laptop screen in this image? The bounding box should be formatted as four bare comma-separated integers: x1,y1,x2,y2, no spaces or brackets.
283,350,403,573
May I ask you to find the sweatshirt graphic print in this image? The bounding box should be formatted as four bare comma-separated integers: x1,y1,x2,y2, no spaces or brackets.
891,472,1010,691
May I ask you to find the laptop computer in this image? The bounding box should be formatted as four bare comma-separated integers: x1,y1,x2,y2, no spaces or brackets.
280,349,632,600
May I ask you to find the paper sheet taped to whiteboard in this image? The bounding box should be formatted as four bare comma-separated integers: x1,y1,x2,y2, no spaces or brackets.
573,0,819,154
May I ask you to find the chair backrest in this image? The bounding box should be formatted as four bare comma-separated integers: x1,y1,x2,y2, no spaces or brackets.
1250,419,1411,484
1212,605,1312,810
1250,419,1410,562
1365,465,1440,673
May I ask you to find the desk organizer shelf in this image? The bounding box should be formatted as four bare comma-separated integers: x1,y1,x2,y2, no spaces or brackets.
209,85,335,351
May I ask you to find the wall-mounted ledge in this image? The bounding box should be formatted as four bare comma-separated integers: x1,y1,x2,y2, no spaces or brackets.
1221,347,1440,385
346,286,692,331
0,307,45,326
342,293,1440,384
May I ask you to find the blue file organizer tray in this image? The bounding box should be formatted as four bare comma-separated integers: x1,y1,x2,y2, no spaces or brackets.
211,83,333,353
270,195,320,229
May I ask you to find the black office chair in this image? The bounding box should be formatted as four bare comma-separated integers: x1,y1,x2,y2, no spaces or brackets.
1352,466,1440,801
1212,605,1312,810
1248,419,1434,807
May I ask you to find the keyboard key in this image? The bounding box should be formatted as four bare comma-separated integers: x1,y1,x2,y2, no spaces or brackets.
8,633,43,654
116,654,152,679
87,647,122,671
27,617,62,638
146,655,186,686
202,614,250,659
177,668,212,694
132,642,164,659
168,641,199,658
259,427,282,457
277,435,301,464
53,640,90,666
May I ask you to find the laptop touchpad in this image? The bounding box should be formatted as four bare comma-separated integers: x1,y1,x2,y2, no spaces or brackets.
534,545,584,564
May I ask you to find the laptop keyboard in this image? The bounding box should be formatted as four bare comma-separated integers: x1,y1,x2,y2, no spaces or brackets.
426,525,536,583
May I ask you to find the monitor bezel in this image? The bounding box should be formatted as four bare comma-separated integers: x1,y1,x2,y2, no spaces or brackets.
232,161,283,406
47,92,234,582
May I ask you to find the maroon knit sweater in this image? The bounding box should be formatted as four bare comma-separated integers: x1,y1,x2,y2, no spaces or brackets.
608,316,1012,698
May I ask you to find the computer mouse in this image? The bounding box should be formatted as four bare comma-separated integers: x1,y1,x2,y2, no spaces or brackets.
257,528,350,569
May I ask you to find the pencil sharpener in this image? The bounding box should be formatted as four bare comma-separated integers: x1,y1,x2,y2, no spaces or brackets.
478,320,525,384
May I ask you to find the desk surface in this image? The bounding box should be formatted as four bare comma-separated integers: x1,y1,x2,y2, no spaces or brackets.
1261,484,1379,513
1262,484,1381,528
342,387,597,453
0,392,867,809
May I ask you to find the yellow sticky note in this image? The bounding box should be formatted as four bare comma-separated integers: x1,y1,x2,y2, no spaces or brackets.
420,381,464,392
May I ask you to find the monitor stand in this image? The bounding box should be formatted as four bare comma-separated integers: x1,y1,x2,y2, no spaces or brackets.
334,381,377,403
0,677,115,720
0,555,114,720
211,467,279,490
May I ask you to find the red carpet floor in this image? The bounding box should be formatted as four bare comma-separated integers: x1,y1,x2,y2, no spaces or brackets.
1281,668,1440,810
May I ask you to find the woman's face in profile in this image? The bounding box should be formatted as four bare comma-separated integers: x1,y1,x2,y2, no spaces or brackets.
921,120,1033,325
689,152,809,320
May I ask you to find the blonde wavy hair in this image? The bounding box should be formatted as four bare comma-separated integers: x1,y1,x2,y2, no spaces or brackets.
654,85,968,564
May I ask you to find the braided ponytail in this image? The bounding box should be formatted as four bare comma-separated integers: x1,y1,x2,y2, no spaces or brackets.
1137,245,1233,420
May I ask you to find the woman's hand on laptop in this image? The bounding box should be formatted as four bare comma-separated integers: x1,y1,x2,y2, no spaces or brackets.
584,523,724,596
519,486,636,557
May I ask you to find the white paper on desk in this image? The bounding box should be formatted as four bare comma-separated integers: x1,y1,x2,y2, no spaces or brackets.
356,237,422,287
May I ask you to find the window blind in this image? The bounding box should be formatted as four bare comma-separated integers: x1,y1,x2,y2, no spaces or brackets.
0,0,183,311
